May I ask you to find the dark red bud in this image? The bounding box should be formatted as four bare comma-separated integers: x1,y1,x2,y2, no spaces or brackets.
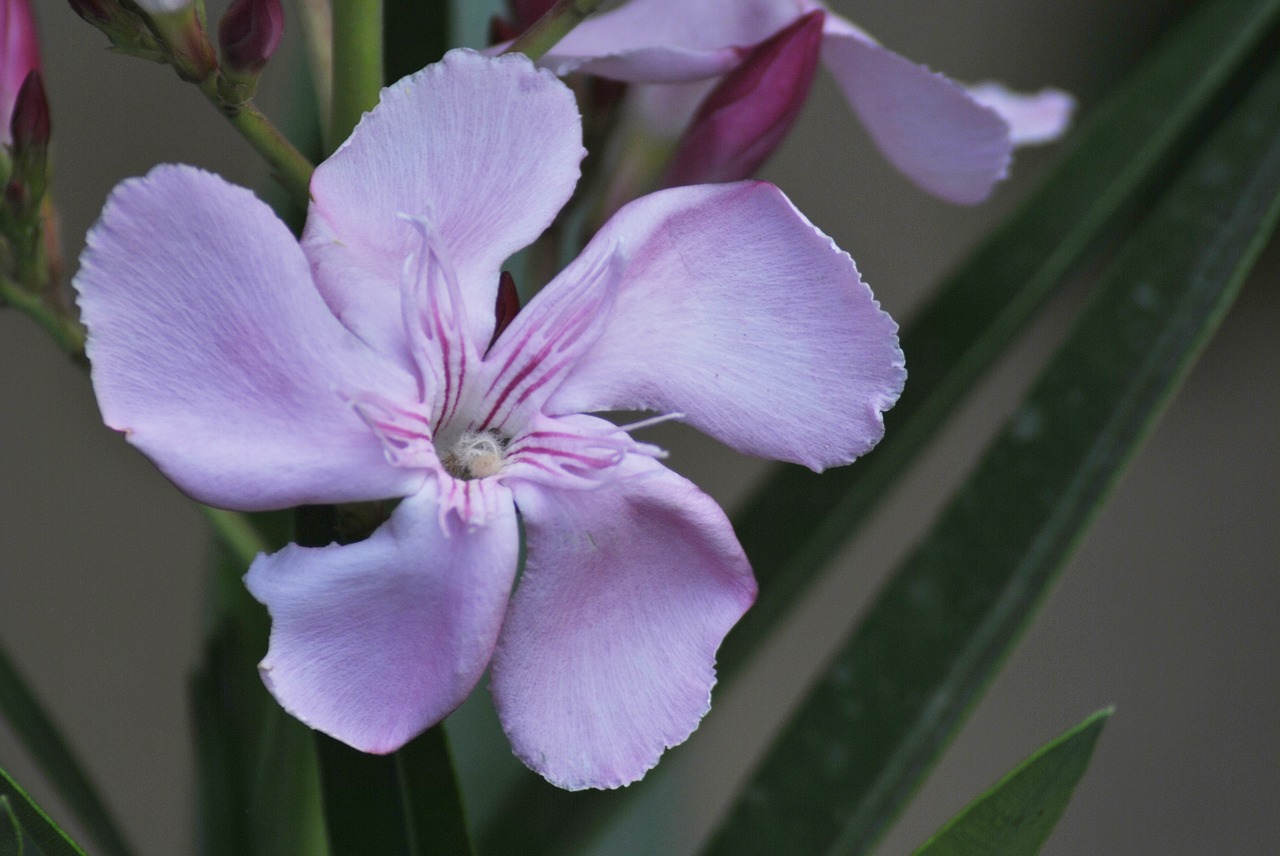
10,70,51,153
66,0,114,24
218,0,284,76
488,14,520,46
664,11,824,187
508,0,557,33
488,270,522,354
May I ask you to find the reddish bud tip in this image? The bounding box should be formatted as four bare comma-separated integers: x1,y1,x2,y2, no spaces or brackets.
10,70,50,152
65,0,114,24
508,0,557,33
218,0,284,77
2,0,42,141
664,11,824,187
488,270,522,353
488,14,520,46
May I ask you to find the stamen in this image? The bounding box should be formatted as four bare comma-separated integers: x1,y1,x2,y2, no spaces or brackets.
616,412,685,433
442,429,509,480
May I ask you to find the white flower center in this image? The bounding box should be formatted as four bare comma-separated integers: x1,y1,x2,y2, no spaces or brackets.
441,429,508,481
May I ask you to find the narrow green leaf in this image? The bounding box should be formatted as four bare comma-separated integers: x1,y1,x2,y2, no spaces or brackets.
316,727,475,856
911,709,1112,856
397,727,476,856
0,767,86,856
384,0,451,85
701,47,1280,856
297,505,475,856
0,647,135,856
1,795,24,856
720,0,1280,682
192,536,327,856
480,1,1280,852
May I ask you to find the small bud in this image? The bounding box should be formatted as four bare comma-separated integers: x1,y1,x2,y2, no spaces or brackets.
8,70,50,214
66,0,168,63
145,2,218,83
1,0,42,146
663,11,824,187
10,70,50,154
508,0,556,33
219,0,284,80
489,14,520,46
488,270,521,354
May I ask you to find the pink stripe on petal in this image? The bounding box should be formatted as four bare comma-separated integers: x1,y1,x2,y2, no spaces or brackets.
304,50,585,366
493,457,755,790
247,486,519,754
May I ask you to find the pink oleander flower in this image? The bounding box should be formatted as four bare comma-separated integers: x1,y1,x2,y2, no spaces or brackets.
537,0,1075,204
74,50,904,789
1,0,40,146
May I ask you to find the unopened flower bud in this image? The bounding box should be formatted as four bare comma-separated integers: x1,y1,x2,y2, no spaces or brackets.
508,0,556,33
10,70,49,152
219,0,284,81
1,0,41,146
66,0,167,63
663,10,823,187
144,1,218,82
7,70,50,216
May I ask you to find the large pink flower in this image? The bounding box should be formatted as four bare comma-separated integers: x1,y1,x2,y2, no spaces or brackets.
536,0,1074,203
74,50,904,789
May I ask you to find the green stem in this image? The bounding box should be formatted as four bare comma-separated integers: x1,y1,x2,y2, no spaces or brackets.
0,274,85,360
197,80,316,207
330,0,384,151
200,506,271,568
504,0,607,62
291,0,335,140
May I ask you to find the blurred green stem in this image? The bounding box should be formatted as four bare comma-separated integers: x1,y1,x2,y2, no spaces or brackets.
505,0,606,61
331,0,384,150
0,273,85,361
292,0,335,141
197,79,316,207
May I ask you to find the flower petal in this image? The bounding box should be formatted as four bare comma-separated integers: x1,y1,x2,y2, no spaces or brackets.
819,17,1013,204
547,182,905,471
492,457,756,789
303,49,584,364
246,485,519,753
538,0,793,81
74,164,421,510
966,81,1076,146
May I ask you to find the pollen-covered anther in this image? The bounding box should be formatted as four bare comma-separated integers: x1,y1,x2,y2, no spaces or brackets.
441,430,509,480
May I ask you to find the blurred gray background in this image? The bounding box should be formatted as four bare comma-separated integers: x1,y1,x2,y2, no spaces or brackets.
1,0,1276,853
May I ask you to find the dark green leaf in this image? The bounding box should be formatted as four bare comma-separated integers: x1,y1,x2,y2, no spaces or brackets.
0,766,86,856
1,795,23,856
296,506,475,856
701,46,1280,856
480,1,1280,852
720,0,1280,683
315,727,475,856
385,0,451,85
910,709,1112,856
0,647,135,856
192,534,327,856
